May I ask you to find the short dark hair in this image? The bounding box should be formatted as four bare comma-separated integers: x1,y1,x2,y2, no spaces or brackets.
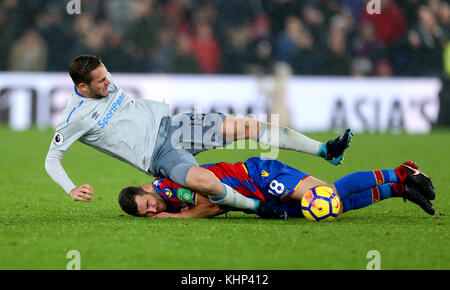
118,186,146,217
69,55,102,85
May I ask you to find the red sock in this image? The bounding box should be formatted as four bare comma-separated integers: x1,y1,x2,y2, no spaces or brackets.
395,167,407,183
392,183,405,196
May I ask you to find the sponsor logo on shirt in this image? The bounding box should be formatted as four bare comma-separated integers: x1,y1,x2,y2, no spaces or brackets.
177,188,194,204
261,170,269,177
98,92,125,128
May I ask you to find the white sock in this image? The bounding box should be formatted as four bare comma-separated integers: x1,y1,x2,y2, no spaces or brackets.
209,184,259,212
257,122,323,155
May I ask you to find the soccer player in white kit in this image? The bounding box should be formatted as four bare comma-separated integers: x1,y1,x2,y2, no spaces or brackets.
45,55,352,219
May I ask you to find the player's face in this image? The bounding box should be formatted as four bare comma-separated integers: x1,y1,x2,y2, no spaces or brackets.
85,64,111,99
135,187,167,217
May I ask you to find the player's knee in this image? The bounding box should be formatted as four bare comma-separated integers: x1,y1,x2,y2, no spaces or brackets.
223,116,259,141
244,118,260,140
335,193,344,215
186,167,222,194
193,176,222,195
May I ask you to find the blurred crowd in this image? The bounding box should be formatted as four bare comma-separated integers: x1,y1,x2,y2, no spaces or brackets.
1,0,449,77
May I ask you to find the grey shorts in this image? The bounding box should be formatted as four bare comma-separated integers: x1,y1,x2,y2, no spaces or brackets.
149,112,230,186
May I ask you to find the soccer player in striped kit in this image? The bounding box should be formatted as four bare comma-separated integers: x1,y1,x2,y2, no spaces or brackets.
118,157,435,218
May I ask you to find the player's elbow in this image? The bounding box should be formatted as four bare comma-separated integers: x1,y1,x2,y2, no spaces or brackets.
44,155,54,175
45,153,58,174
45,150,63,169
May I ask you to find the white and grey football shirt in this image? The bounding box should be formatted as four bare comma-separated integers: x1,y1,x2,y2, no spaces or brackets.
45,73,169,193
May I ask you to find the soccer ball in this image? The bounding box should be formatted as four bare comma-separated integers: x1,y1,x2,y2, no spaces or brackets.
301,186,341,222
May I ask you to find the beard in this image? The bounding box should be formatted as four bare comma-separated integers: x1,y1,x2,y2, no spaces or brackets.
91,89,109,99
92,93,108,99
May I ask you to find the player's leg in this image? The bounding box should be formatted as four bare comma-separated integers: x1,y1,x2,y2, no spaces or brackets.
289,169,434,215
332,165,435,215
153,148,286,219
221,116,353,165
333,169,401,200
341,183,435,215
155,148,257,211
150,117,259,215
289,176,397,215
244,157,429,217
338,184,399,212
333,162,435,199
183,166,286,219
159,113,282,218
289,174,391,215
184,166,257,211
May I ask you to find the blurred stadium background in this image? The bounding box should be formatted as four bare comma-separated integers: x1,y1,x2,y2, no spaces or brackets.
0,0,449,132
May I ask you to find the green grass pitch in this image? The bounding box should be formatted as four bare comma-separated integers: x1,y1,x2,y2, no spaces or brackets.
0,126,449,270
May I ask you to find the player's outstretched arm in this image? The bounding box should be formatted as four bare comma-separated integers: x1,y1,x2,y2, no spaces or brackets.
45,149,94,202
154,195,224,218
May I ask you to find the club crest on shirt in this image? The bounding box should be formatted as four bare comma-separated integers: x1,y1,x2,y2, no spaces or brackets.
188,113,206,127
53,132,64,146
107,83,118,94
163,188,173,199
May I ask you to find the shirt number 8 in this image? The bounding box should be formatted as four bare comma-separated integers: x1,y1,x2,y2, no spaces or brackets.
268,180,285,196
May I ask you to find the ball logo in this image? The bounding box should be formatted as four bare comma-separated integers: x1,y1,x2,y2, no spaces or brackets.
334,195,340,209
53,132,64,146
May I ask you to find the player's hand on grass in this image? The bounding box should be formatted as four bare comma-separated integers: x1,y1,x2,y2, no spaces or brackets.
69,184,94,202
